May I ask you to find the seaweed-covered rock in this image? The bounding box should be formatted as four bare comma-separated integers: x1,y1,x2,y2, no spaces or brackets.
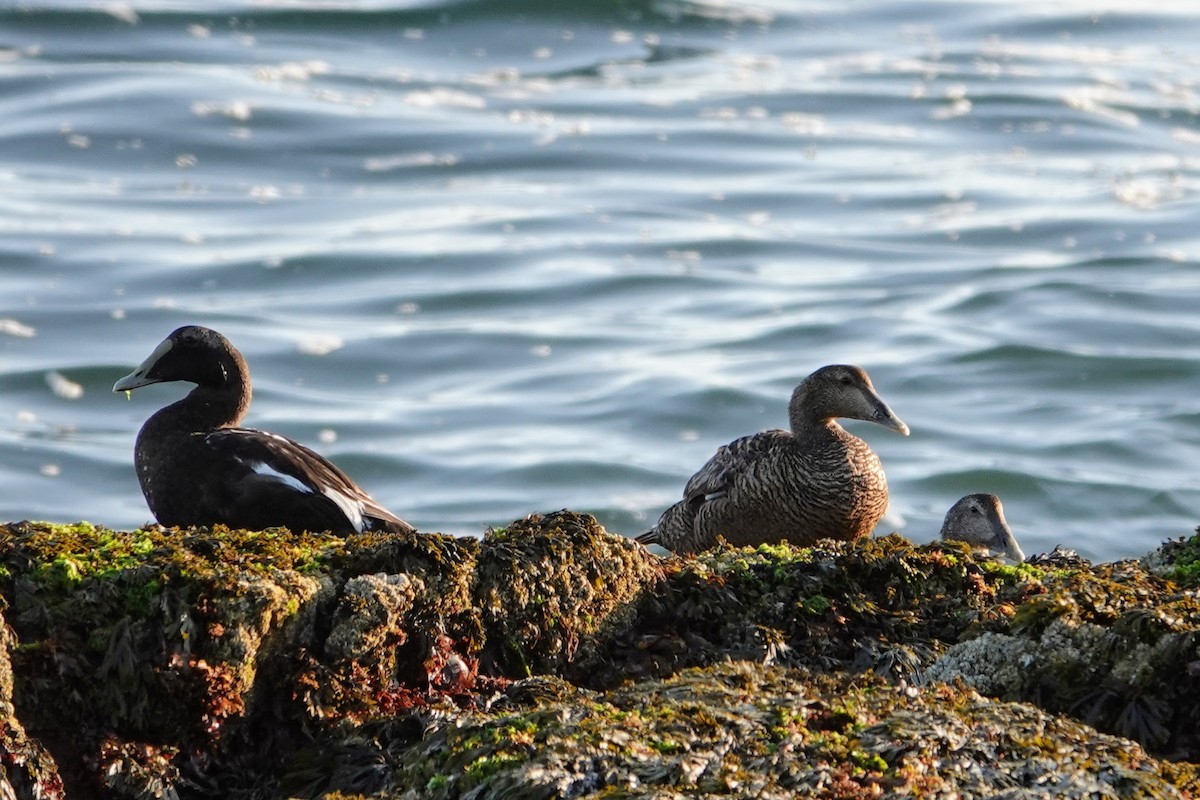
0,604,64,800
474,510,664,678
578,532,1200,763
326,573,422,663
389,661,1199,799
0,513,663,795
930,573,1200,756
1144,528,1200,587
291,530,487,730
338,529,482,658
295,571,442,726
0,522,346,796
0,516,1198,797
590,534,1035,685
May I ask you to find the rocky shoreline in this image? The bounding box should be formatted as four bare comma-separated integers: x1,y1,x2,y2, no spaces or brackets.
1,511,1198,798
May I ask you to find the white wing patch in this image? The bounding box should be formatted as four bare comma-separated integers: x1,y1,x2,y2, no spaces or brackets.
220,431,375,532
246,460,314,495
323,487,365,533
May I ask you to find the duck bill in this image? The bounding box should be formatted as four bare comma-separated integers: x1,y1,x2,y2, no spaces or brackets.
113,370,161,392
112,338,172,393
988,501,1024,562
871,398,910,436
1000,531,1026,563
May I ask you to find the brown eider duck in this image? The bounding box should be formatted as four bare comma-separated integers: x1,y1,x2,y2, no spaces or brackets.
113,325,414,535
939,493,1024,562
637,364,909,554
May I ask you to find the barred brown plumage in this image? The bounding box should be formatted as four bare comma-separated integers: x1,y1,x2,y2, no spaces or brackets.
638,364,908,554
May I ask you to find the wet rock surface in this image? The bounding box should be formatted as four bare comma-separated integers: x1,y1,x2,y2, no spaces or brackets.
0,512,1196,798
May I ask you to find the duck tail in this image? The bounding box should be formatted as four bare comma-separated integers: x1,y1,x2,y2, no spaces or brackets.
377,517,418,535
635,528,659,546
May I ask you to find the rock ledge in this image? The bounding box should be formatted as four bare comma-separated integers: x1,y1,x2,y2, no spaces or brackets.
0,512,1197,798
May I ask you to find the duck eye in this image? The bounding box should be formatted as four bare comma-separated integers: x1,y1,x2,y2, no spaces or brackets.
970,505,980,514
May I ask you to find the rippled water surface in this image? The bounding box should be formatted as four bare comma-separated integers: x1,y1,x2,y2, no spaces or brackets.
2,0,1200,560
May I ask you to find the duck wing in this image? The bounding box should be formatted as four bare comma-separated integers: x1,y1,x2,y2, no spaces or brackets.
681,428,793,505
203,428,414,535
638,429,792,547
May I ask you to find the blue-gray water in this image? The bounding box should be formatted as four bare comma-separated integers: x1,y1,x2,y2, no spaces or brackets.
2,0,1199,561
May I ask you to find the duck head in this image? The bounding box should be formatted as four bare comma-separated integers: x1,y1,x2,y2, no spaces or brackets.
113,325,247,393
790,364,910,436
940,493,1025,562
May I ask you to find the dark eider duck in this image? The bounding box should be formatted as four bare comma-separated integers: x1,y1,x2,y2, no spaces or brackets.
637,364,909,554
939,493,1024,562
113,325,414,535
